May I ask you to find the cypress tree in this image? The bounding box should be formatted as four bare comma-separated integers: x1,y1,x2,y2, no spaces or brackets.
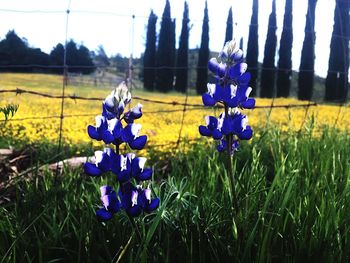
143,10,157,91
224,7,233,46
246,0,259,96
260,0,277,98
239,37,243,50
276,0,293,97
175,1,189,93
155,0,174,92
325,0,350,102
298,0,317,101
170,18,176,90
196,0,210,94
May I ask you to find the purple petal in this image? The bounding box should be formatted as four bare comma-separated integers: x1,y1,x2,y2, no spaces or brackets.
221,118,232,136
102,130,114,144
239,126,253,140
238,72,251,85
144,198,160,213
212,129,223,140
87,125,100,140
112,120,123,138
121,125,134,143
206,116,218,130
199,125,212,137
84,162,102,176
227,97,238,108
126,206,142,217
202,93,216,106
137,168,153,181
96,208,113,221
129,135,147,150
217,139,227,152
241,98,256,109
208,58,226,77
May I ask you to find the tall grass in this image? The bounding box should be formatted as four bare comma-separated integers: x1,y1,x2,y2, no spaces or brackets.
1,127,350,262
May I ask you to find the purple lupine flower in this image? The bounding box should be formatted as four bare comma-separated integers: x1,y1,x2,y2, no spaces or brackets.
84,148,116,176
139,188,160,214
198,116,223,140
85,82,159,222
87,115,108,141
96,185,121,221
102,82,131,120
119,183,159,217
124,103,143,124
110,154,153,182
121,123,147,150
199,39,255,154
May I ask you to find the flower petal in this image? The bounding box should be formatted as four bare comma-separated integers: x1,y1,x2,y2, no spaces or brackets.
212,129,223,140
102,130,114,144
96,208,113,221
144,198,160,213
239,126,253,140
238,72,251,85
87,125,100,140
241,98,255,109
202,93,216,106
137,168,153,181
199,125,212,137
129,135,147,150
84,162,102,176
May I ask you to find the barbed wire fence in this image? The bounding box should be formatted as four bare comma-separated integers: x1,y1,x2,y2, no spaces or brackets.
0,4,349,163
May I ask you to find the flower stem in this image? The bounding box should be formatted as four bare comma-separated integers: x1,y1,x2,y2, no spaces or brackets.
224,105,239,215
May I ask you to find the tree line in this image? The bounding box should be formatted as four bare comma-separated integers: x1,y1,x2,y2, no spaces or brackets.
0,30,95,74
143,0,349,102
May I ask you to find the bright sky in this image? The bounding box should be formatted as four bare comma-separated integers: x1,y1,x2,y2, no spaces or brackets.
0,0,338,77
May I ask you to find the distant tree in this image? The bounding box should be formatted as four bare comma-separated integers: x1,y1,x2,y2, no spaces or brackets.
174,2,189,93
155,0,175,92
196,0,210,94
246,0,259,96
325,0,350,102
77,45,95,74
93,45,110,68
111,54,129,73
170,18,176,88
143,10,158,91
0,30,50,72
49,40,95,74
224,7,233,46
260,0,277,98
49,43,65,73
298,0,317,101
276,0,293,97
239,37,244,50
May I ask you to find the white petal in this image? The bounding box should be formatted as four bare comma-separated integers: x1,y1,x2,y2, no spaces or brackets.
95,151,104,165
131,123,142,137
245,87,252,98
230,84,237,98
207,83,216,96
138,157,147,170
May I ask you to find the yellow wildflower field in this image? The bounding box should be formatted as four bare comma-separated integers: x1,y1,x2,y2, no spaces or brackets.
0,73,349,153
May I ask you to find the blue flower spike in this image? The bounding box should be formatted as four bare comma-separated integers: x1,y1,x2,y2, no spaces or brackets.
199,39,254,154
85,81,159,222
96,185,121,221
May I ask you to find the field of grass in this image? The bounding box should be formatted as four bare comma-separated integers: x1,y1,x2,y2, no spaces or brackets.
1,73,350,262
1,127,350,262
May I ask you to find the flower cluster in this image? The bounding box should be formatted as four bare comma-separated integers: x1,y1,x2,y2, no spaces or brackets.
199,40,255,153
84,82,159,221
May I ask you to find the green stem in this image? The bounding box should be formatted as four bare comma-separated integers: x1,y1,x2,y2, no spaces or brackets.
224,105,239,215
